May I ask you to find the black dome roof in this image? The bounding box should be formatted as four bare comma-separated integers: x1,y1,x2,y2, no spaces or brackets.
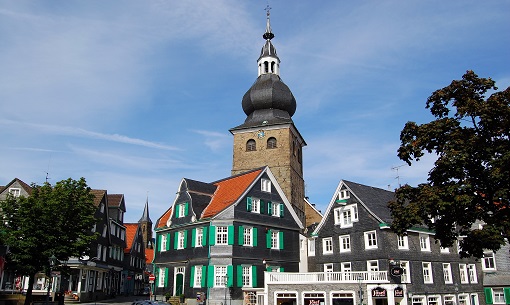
242,73,296,117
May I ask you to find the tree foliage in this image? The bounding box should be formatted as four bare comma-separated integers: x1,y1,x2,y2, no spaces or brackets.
389,70,510,258
0,177,97,304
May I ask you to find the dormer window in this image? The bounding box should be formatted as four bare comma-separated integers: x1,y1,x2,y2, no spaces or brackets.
339,190,350,199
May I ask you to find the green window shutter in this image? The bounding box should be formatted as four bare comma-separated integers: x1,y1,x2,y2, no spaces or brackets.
246,197,252,211
157,234,162,252
238,226,244,245
279,231,284,249
227,265,234,287
209,226,216,245
164,268,169,287
228,225,235,245
267,202,273,215
266,229,272,248
201,266,207,287
174,232,179,250
279,267,284,272
183,230,188,248
260,200,265,214
253,227,258,247
279,203,284,217
504,288,510,304
485,288,493,304
190,266,195,287
166,233,171,251
207,265,215,287
175,204,180,217
185,202,189,216
203,226,208,246
236,265,243,287
191,228,196,248
252,265,257,288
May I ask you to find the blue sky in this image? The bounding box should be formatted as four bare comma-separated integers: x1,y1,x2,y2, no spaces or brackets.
1,1,509,223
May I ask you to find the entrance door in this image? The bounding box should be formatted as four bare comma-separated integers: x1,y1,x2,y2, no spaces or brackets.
374,299,388,305
175,274,183,295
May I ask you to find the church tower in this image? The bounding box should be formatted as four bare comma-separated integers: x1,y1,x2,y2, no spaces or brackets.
230,8,307,224
138,198,153,249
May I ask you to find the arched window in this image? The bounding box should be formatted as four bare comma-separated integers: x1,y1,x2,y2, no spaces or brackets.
264,61,269,73
246,139,256,152
271,61,275,73
267,137,277,149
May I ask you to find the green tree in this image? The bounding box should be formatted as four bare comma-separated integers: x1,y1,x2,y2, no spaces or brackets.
389,70,510,258
0,177,97,305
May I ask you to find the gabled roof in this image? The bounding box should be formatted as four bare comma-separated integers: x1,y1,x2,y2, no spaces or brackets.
202,168,263,218
313,180,395,234
124,223,140,252
90,189,107,207
107,194,126,212
155,166,304,229
145,248,154,264
1,178,33,195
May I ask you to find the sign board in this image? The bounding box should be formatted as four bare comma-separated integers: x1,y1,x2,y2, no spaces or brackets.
149,274,156,281
372,287,387,298
390,267,404,277
394,287,404,298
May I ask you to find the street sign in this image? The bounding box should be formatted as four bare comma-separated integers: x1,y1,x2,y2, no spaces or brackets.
149,274,156,281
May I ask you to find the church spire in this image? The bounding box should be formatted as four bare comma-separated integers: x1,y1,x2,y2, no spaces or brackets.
258,5,279,76
139,195,152,224
263,4,274,41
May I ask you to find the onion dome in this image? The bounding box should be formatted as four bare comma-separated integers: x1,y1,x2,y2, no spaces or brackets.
239,6,297,126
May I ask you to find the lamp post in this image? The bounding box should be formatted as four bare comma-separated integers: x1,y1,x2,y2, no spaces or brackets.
46,254,57,305
223,274,229,305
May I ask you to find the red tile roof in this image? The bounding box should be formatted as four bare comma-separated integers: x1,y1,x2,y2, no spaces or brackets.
107,194,123,207
145,248,154,264
124,223,139,252
201,169,262,218
156,207,172,229
90,189,107,207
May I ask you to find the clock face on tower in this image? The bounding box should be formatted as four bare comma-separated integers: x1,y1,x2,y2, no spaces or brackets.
257,130,265,139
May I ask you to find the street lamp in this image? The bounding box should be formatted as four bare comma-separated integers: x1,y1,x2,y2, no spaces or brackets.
46,254,57,305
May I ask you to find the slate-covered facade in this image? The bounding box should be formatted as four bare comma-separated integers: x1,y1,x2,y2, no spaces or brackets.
301,180,484,305
152,167,303,304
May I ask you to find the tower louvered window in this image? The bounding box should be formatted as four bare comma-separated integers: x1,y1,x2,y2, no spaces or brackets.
246,139,256,151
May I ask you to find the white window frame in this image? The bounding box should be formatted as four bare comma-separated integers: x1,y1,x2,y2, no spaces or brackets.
196,228,203,247
339,235,351,253
367,260,379,272
161,234,168,252
339,190,350,199
214,266,227,287
216,226,228,245
482,251,496,270
440,246,450,253
444,295,455,305
178,203,186,218
193,266,202,288
8,188,21,197
308,239,316,256
364,231,378,249
323,237,333,254
459,264,468,284
251,198,260,213
467,264,477,283
400,260,410,283
324,263,334,273
243,227,253,246
412,296,426,305
261,179,271,193
271,231,280,249
158,268,165,287
420,234,431,252
398,235,409,250
493,289,505,304
427,296,440,305
177,231,185,249
458,294,469,305
242,266,252,287
442,263,453,284
422,262,433,284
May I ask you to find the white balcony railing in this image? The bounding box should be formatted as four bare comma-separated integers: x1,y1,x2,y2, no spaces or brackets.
265,271,389,284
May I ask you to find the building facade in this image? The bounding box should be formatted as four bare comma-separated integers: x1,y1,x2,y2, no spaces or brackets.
152,167,303,305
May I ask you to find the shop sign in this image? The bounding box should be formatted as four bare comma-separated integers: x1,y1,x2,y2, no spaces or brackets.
372,287,387,298
306,299,323,305
394,287,404,298
390,267,404,277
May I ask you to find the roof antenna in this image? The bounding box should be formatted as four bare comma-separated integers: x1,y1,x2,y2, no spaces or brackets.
392,165,405,187
45,154,52,183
